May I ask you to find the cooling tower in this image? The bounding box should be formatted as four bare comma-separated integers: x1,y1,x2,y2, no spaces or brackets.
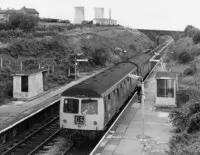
74,6,85,24
94,8,104,19
109,8,111,19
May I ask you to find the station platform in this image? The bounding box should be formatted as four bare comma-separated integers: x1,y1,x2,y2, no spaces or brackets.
0,69,105,133
97,67,173,155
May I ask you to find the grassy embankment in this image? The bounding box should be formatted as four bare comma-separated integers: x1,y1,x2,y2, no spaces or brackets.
0,26,155,104
164,25,200,154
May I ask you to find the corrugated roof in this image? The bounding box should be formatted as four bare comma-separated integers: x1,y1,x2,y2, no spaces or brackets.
155,71,178,79
12,68,48,76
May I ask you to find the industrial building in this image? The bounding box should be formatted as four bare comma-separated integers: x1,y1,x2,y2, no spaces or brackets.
94,8,104,19
93,8,117,26
74,6,85,24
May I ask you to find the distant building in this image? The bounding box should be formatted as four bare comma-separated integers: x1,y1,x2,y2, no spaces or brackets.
93,8,117,25
93,18,117,25
74,6,85,24
0,6,39,23
94,8,104,19
21,6,39,16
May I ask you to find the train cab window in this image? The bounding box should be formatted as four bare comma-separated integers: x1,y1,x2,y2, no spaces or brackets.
63,99,79,114
81,99,98,115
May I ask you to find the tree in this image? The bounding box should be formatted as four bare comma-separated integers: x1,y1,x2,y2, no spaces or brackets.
192,32,200,44
178,51,193,64
9,13,39,32
92,48,109,66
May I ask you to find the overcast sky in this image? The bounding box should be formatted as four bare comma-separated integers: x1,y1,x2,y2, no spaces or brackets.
1,0,200,30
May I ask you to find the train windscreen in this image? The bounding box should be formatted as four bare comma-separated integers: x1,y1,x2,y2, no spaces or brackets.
81,99,98,115
63,98,79,113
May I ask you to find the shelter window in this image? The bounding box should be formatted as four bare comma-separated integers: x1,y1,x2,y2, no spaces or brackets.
63,98,79,113
21,76,28,92
157,79,174,97
81,99,98,115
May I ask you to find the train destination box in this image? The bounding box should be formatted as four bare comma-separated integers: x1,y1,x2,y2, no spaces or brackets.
12,69,48,100
155,71,178,107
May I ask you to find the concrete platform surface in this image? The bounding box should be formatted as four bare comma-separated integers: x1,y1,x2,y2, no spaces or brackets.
99,68,174,155
0,69,105,132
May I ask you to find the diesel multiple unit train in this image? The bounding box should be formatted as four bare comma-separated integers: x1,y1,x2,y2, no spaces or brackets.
60,52,154,138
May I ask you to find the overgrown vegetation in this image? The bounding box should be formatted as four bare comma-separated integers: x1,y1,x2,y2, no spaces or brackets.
169,89,200,154
0,13,39,32
0,18,154,104
0,69,13,103
166,25,200,154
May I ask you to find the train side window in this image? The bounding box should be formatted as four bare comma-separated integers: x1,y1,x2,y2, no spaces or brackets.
104,99,107,112
108,94,111,100
117,88,120,97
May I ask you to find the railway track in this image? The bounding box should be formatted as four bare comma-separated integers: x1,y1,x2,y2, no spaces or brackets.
2,116,73,155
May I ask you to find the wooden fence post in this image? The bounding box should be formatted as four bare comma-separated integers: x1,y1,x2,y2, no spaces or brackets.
20,61,23,71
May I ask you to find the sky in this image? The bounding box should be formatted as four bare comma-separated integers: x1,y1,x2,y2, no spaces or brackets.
1,0,200,31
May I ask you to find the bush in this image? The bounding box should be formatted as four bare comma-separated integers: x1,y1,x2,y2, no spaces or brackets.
169,109,188,132
169,133,200,155
192,32,200,44
178,51,193,64
92,48,109,66
9,13,39,32
0,29,26,43
187,112,200,133
184,68,195,76
184,25,200,38
176,90,190,107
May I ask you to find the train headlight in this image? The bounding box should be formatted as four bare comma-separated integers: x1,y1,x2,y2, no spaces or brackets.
93,121,98,125
63,119,67,123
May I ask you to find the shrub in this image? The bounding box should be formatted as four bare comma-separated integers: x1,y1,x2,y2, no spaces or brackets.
184,25,200,37
92,48,109,66
192,32,200,44
176,90,190,107
178,51,193,64
169,109,188,132
184,68,195,76
0,29,26,43
187,112,200,133
9,13,39,32
169,133,198,155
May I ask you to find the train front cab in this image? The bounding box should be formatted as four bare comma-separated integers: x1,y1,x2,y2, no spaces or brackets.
60,97,104,131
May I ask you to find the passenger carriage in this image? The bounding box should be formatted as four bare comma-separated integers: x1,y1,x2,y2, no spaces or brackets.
60,53,151,138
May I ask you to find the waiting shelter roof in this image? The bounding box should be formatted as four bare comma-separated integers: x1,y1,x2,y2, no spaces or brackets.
155,71,178,79
12,68,48,76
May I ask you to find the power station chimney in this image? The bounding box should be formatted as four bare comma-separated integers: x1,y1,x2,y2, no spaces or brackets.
74,6,85,24
109,8,111,19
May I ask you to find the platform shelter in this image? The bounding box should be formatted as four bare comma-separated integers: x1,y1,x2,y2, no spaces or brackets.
12,69,47,100
155,71,178,107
